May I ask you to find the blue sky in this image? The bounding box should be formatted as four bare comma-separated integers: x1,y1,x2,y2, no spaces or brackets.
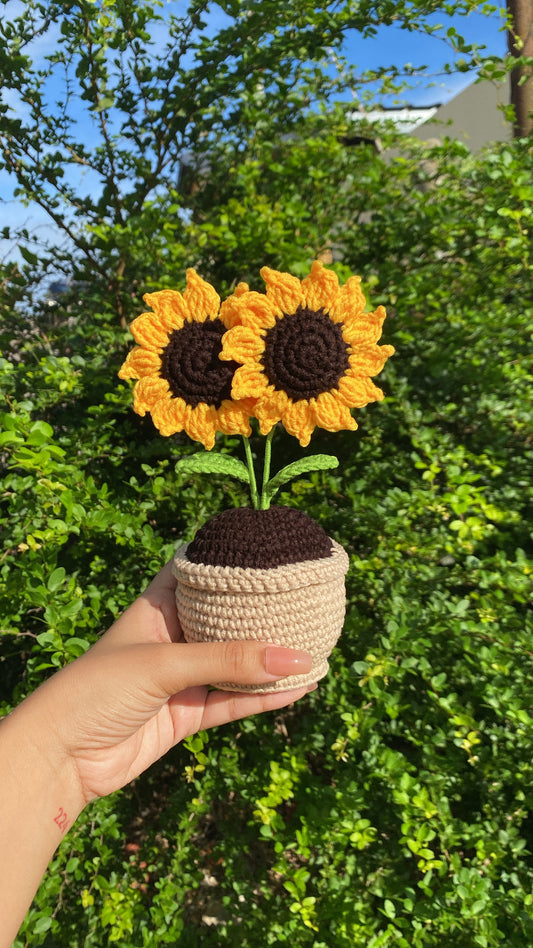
340,8,507,106
0,3,508,264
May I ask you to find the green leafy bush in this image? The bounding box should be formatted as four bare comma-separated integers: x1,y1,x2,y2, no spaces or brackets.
1,135,532,947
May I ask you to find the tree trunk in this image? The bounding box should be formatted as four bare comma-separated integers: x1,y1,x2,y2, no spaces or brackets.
507,0,533,136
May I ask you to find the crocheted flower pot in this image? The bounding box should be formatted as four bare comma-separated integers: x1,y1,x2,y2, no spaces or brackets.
172,506,350,693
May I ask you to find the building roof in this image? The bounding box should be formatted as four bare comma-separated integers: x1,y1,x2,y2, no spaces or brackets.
348,105,440,133
347,78,512,151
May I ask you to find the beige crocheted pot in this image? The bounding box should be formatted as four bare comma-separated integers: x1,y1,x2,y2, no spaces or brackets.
172,507,350,693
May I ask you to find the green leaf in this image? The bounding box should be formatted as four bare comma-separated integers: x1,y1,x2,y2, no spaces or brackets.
264,454,339,503
96,95,115,111
471,900,487,915
47,567,66,592
28,421,54,446
64,636,90,657
19,245,39,265
0,430,23,446
33,917,52,935
176,452,251,484
383,899,396,919
61,598,84,617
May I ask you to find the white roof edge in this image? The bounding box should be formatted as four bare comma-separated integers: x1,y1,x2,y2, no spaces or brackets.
347,106,440,132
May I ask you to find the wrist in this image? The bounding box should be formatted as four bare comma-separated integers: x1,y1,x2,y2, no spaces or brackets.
0,693,85,945
4,686,87,825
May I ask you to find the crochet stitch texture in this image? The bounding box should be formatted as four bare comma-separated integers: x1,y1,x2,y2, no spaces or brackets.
118,262,395,690
117,269,253,449
221,261,395,446
119,261,395,450
173,538,349,693
187,506,333,569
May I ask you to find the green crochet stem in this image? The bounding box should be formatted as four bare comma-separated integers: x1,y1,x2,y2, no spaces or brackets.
243,428,275,510
261,428,275,510
242,435,259,510
243,428,339,510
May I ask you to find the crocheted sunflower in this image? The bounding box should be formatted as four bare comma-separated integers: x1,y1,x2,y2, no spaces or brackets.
118,269,253,450
119,263,394,690
220,260,394,447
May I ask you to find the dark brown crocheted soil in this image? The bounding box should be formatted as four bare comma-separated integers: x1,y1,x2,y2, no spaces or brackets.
187,506,333,569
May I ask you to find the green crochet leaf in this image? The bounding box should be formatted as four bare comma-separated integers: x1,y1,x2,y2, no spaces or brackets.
176,453,251,484
264,454,339,503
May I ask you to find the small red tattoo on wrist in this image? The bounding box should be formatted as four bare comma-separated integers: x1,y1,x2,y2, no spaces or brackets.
53,806,69,832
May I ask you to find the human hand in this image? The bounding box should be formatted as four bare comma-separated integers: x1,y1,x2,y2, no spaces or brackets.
0,561,315,945
20,560,315,809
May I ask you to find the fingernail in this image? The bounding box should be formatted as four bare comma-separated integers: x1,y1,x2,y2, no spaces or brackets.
306,682,318,693
264,647,313,678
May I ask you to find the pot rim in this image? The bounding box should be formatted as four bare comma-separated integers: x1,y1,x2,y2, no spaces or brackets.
172,539,349,593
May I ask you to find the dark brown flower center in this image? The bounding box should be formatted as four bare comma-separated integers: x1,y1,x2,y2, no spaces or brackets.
260,306,350,401
160,318,238,409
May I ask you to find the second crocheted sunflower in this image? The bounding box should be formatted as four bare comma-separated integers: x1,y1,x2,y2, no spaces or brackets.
118,269,253,450
220,260,395,446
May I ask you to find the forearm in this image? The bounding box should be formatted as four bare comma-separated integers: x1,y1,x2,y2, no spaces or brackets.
0,695,85,947
0,573,314,945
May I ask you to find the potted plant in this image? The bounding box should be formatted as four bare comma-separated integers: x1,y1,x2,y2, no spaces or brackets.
119,261,394,692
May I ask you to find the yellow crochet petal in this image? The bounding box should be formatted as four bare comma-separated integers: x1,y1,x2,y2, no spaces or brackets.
120,265,394,447
219,294,244,331
330,275,366,324
282,399,316,447
216,398,254,438
260,267,302,317
186,403,218,450
118,347,161,380
132,376,170,414
343,306,388,348
313,391,358,434
220,325,266,363
183,268,220,322
349,343,395,376
338,373,383,408
301,260,340,313
150,396,189,436
268,388,289,414
129,312,171,351
221,290,277,331
142,290,189,333
254,388,289,436
231,363,268,400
